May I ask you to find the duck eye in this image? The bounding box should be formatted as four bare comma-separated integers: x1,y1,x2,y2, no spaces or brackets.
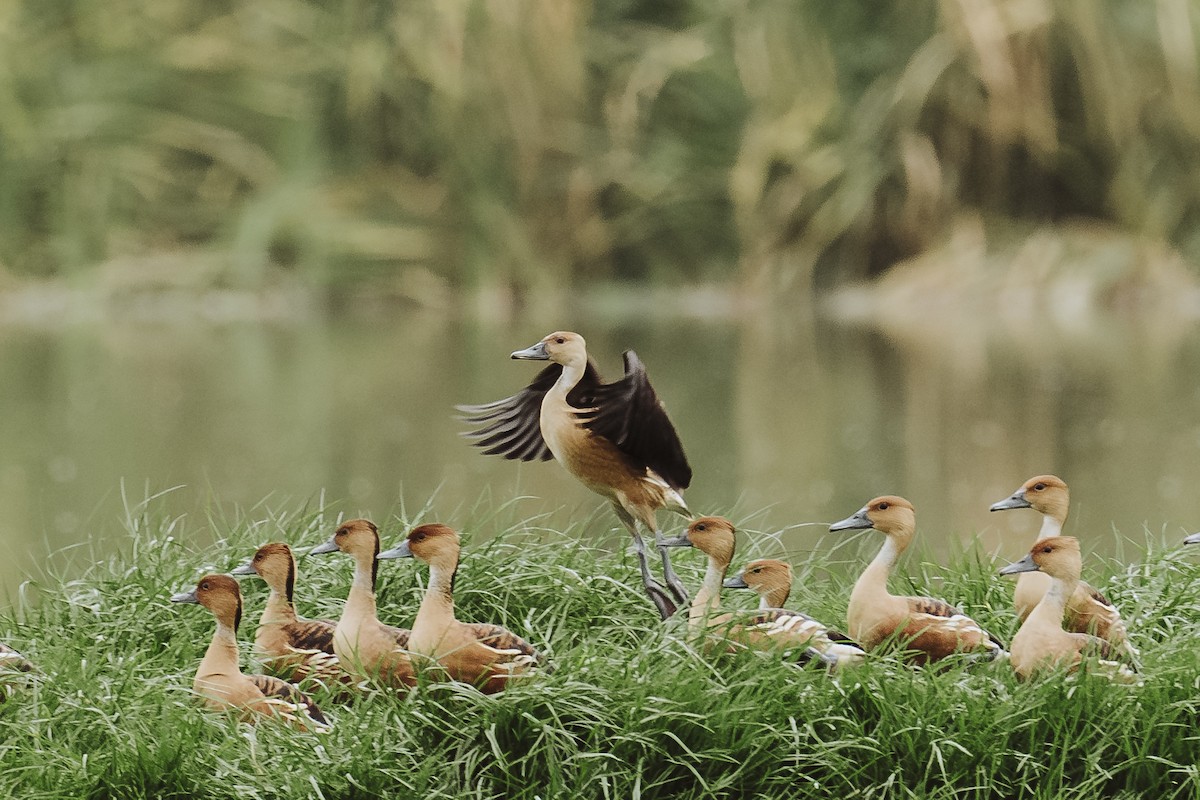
555,337,565,344
696,523,707,531
877,502,889,511
200,582,210,590
1042,546,1052,553
1034,483,1046,491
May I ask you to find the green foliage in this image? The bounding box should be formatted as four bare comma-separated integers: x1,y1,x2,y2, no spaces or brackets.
3,1,1198,301
1,496,1200,798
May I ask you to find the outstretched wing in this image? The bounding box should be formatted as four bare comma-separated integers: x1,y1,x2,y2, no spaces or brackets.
578,351,691,490
457,362,606,462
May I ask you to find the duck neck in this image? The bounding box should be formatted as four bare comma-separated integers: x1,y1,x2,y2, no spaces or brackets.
414,556,458,638
261,583,299,626
552,358,586,396
198,619,241,676
852,535,902,604
688,557,727,629
1030,573,1076,629
760,584,790,610
1035,514,1064,541
344,550,379,624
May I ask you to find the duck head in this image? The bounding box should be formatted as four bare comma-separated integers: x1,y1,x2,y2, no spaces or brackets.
171,573,243,631
998,535,1082,583
724,558,792,603
511,331,587,366
379,523,461,567
232,542,296,600
659,516,736,569
990,475,1069,523
830,496,916,546
310,519,380,559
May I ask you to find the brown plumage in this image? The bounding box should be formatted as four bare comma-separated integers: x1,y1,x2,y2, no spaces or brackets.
831,496,1006,665
990,475,1132,652
170,574,329,731
724,559,793,610
309,520,415,689
458,331,692,620
378,524,544,694
663,518,866,669
999,537,1137,681
232,543,343,686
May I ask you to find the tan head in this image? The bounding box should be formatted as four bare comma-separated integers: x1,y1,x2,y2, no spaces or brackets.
510,331,588,367
998,535,1082,583
171,574,243,631
829,496,916,544
724,559,792,608
659,517,736,569
232,542,296,600
378,523,461,566
990,475,1069,523
310,519,380,559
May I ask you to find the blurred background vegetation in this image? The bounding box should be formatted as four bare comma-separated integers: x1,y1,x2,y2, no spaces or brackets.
4,0,1199,313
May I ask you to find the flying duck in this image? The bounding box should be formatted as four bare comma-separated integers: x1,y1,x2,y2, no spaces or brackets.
661,517,865,668
230,542,341,686
999,537,1137,681
990,475,1132,651
378,524,544,693
309,519,416,689
458,331,693,620
170,574,330,731
831,496,1006,664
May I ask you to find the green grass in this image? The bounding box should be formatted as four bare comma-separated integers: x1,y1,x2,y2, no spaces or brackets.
2,495,1200,799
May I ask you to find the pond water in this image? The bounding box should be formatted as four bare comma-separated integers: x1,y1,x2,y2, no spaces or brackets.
1,295,1198,600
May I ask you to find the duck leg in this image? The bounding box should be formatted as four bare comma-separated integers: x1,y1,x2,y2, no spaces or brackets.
614,506,677,620
654,531,690,607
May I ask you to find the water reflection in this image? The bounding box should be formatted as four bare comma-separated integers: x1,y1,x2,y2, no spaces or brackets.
0,305,1196,599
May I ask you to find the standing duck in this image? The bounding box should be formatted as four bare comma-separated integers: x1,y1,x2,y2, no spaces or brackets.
231,543,341,686
378,524,544,694
660,517,865,668
830,496,1006,664
990,475,1132,651
999,537,1137,681
723,559,794,610
458,331,692,620
309,519,415,689
170,574,329,731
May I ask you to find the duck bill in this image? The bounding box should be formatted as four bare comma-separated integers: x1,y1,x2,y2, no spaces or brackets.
308,538,338,555
377,540,414,560
722,572,749,589
989,491,1031,512
1185,532,1200,545
999,553,1040,575
829,508,873,532
657,535,692,549
230,561,256,576
510,341,549,360
170,590,199,604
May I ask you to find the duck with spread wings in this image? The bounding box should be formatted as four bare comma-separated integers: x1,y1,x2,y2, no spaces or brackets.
458,330,693,619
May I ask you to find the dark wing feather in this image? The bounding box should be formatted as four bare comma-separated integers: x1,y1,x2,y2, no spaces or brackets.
907,597,962,618
385,625,411,649
465,622,540,659
456,365,561,462
578,351,691,490
282,620,335,655
249,674,328,726
1085,584,1115,608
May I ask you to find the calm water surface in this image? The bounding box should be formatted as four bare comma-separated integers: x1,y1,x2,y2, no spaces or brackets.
2,302,1198,599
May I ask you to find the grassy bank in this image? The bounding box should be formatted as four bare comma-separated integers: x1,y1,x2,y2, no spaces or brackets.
1,497,1199,798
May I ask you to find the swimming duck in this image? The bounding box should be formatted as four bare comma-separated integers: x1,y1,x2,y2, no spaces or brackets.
230,542,341,686
999,537,1137,681
723,559,794,610
378,524,544,694
660,517,865,668
309,519,416,689
170,574,330,731
990,475,1132,651
458,331,692,620
830,496,1006,664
